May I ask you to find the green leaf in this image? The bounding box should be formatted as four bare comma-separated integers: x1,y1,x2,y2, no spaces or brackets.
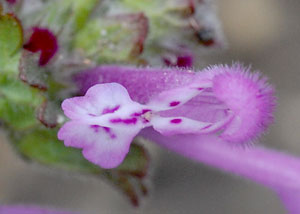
0,74,44,106
0,72,44,130
0,12,23,71
0,99,38,130
16,129,100,172
30,0,99,38
120,0,160,13
73,0,100,31
74,13,148,63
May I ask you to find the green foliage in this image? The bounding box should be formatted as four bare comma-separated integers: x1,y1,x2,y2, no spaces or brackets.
72,0,100,31
0,10,43,130
74,15,147,63
0,99,37,130
0,12,23,72
0,74,43,106
17,128,100,172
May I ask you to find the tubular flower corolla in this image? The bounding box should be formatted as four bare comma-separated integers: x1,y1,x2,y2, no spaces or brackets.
59,64,275,168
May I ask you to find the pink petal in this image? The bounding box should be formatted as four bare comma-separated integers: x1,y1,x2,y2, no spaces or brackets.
81,126,141,169
58,121,141,169
58,121,98,148
62,83,142,122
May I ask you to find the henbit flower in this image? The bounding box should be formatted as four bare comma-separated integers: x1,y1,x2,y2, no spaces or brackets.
60,64,275,169
23,27,58,66
73,64,300,213
57,81,228,169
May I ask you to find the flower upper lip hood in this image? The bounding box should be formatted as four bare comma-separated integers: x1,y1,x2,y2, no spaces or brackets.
204,64,276,142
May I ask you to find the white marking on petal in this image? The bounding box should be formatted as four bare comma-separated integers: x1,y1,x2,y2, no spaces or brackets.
151,115,212,136
147,81,212,111
150,111,234,136
81,126,142,169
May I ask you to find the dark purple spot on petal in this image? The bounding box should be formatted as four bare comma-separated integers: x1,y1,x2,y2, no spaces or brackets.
102,127,110,133
169,101,180,107
110,118,122,123
142,109,151,114
197,88,204,91
88,113,97,117
131,112,142,117
131,109,151,117
170,118,182,124
110,117,137,125
102,105,120,115
90,125,101,132
90,125,116,138
201,124,212,130
102,127,116,139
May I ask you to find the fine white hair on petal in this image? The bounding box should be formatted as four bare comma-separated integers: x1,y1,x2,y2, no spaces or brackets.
203,64,276,143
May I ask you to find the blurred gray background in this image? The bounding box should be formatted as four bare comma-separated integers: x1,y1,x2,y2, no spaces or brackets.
1,0,300,213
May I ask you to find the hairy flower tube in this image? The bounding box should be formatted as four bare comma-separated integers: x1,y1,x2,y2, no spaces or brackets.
72,64,300,213
59,64,274,169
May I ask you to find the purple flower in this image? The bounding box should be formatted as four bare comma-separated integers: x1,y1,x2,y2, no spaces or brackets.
60,64,275,169
58,65,274,168
71,64,300,213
